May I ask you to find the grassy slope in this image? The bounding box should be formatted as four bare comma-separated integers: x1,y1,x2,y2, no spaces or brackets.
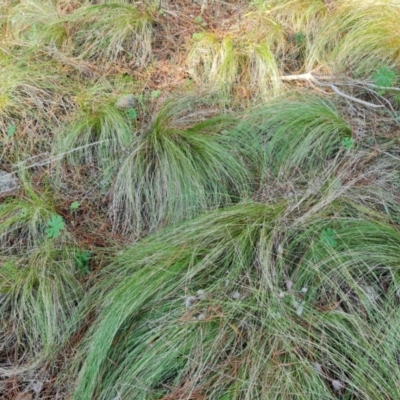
1,0,400,398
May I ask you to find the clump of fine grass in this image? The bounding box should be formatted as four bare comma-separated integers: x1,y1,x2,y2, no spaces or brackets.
255,0,328,72
0,175,70,252
250,95,351,177
6,1,153,65
7,0,71,50
187,7,284,99
67,3,153,64
2,0,400,397
259,0,328,31
71,193,400,399
53,83,132,182
0,243,84,372
307,0,400,76
109,95,260,235
0,52,77,167
0,54,73,140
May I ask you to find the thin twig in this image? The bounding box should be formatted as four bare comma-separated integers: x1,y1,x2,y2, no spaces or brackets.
329,83,384,109
14,140,111,170
356,80,400,92
280,73,385,109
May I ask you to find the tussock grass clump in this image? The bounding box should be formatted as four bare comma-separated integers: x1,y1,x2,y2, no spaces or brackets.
261,0,328,30
6,1,153,66
307,0,400,75
0,55,72,139
343,149,400,222
68,3,153,64
8,0,70,49
110,96,260,234
187,9,284,99
72,197,400,399
0,176,69,252
0,243,84,371
253,96,351,176
53,84,132,174
2,0,400,396
258,0,328,72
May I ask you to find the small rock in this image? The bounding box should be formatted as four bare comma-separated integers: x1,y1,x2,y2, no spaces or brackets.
31,381,43,395
197,290,206,300
114,94,137,109
232,291,240,300
270,311,282,319
331,379,344,391
313,362,323,373
0,170,19,193
301,287,308,293
185,296,197,308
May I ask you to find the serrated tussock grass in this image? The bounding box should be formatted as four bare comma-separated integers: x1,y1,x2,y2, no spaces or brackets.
260,0,328,31
258,0,328,72
1,0,400,397
6,1,153,65
0,175,70,252
0,55,73,141
53,86,132,172
187,9,284,99
0,242,83,373
68,3,153,63
72,194,400,399
307,0,400,75
251,95,351,177
110,96,260,235
8,0,70,49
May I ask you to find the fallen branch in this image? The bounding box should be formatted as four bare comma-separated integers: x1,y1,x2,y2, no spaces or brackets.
280,73,385,109
356,80,400,92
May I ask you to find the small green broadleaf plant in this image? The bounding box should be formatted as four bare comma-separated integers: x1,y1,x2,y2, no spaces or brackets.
372,67,397,95
70,201,80,211
194,16,207,27
127,108,138,120
341,137,354,150
294,32,305,45
45,215,65,238
7,124,15,138
151,90,160,99
75,250,91,275
192,32,205,41
320,228,337,247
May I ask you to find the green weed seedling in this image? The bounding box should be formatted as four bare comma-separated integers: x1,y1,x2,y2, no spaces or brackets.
70,201,80,212
45,215,65,238
372,67,397,95
194,15,207,27
6,124,16,138
294,32,305,45
341,137,354,150
150,90,160,99
192,32,205,41
74,250,91,276
126,108,138,120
